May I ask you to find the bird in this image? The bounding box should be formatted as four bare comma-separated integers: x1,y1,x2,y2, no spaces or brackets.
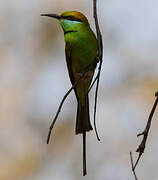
41,11,98,176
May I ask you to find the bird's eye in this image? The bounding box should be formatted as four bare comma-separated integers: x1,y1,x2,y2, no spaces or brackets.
62,15,83,22
61,16,73,20
66,16,74,20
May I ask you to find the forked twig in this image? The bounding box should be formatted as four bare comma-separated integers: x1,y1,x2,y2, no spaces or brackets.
130,92,158,180
93,0,103,141
130,152,138,180
133,92,158,170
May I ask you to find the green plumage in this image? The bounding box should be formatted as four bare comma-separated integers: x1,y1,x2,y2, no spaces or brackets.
59,17,98,134
41,11,98,176
60,12,98,176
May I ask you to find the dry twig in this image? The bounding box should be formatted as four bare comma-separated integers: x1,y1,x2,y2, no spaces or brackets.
130,92,158,180
133,92,158,169
130,152,138,180
92,0,103,141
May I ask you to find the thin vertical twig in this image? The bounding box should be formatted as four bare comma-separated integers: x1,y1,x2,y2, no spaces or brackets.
93,0,103,141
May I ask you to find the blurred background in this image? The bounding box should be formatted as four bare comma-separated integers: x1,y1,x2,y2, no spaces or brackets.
0,0,158,179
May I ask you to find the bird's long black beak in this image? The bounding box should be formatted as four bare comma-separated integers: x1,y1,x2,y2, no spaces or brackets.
41,13,61,19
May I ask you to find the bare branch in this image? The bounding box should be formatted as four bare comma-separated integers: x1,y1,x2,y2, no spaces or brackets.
132,92,158,170
93,0,103,141
130,152,138,180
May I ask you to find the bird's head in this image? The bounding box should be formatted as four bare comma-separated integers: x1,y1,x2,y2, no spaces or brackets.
41,11,90,33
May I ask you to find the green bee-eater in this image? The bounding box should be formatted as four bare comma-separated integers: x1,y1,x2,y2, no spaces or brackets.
41,11,98,175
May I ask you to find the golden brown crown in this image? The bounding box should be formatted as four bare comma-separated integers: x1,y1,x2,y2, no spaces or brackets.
60,11,89,25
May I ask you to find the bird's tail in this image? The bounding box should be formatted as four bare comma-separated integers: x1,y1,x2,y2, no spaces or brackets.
76,95,93,176
76,95,93,134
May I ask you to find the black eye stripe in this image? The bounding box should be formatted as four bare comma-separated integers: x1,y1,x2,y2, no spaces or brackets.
61,15,83,22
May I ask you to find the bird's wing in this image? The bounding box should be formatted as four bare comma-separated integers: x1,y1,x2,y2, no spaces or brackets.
65,43,76,86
